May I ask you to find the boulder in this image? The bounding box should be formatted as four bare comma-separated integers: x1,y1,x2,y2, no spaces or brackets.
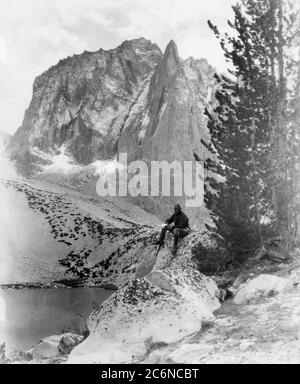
234,274,294,305
32,335,61,361
59,333,84,355
68,233,221,364
32,333,84,360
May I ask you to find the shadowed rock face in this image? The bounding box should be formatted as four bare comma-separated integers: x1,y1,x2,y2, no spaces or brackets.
8,38,162,166
136,41,213,163
67,232,221,364
8,38,216,168
7,38,217,222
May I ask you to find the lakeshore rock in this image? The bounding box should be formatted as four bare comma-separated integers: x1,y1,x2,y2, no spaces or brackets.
233,274,294,305
67,233,221,364
59,333,84,355
32,332,84,360
32,335,61,360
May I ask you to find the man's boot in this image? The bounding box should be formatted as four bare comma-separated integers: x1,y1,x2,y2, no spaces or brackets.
171,236,179,255
153,225,167,246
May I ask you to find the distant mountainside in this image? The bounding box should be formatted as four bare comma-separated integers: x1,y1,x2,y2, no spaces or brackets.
8,37,215,166
0,38,218,286
7,37,217,221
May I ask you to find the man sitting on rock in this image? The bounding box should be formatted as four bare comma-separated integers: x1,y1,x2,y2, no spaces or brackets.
154,204,190,254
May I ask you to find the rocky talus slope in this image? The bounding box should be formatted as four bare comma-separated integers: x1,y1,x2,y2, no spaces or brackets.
0,177,161,286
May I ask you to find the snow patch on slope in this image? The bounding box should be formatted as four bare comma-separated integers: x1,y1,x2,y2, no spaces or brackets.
92,158,126,179
42,145,81,175
138,111,150,141
32,145,127,181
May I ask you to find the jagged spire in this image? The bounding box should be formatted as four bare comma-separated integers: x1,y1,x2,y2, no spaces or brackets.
158,40,181,79
164,40,179,56
163,40,180,63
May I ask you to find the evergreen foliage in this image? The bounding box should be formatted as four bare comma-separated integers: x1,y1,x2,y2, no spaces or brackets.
200,0,300,267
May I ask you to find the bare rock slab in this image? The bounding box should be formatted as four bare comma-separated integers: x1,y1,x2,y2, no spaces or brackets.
68,234,221,364
234,274,294,305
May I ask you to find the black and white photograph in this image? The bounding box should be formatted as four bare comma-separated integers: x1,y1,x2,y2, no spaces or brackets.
0,0,300,367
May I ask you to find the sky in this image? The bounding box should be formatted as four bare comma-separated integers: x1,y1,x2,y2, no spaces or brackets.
0,0,236,135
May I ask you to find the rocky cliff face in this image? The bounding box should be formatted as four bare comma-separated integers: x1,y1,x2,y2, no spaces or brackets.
118,40,214,163
8,37,215,169
8,38,161,164
7,38,216,222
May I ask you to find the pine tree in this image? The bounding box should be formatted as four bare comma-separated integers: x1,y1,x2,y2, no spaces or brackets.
286,8,300,241
201,0,299,268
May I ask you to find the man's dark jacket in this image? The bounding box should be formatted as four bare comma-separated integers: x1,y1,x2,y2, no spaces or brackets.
166,211,189,229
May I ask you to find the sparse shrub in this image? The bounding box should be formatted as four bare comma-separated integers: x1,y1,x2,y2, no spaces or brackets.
191,241,234,275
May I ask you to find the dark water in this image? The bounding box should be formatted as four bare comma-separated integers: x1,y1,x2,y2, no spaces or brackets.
0,287,113,351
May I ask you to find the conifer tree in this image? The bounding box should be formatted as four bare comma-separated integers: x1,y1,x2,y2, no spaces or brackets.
202,0,299,266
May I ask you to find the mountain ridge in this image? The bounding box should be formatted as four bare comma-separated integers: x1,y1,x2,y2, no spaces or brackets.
7,37,217,221
8,37,216,165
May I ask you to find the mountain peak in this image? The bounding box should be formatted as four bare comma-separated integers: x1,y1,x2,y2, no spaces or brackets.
9,36,215,192
119,37,162,54
157,39,181,80
164,40,179,60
